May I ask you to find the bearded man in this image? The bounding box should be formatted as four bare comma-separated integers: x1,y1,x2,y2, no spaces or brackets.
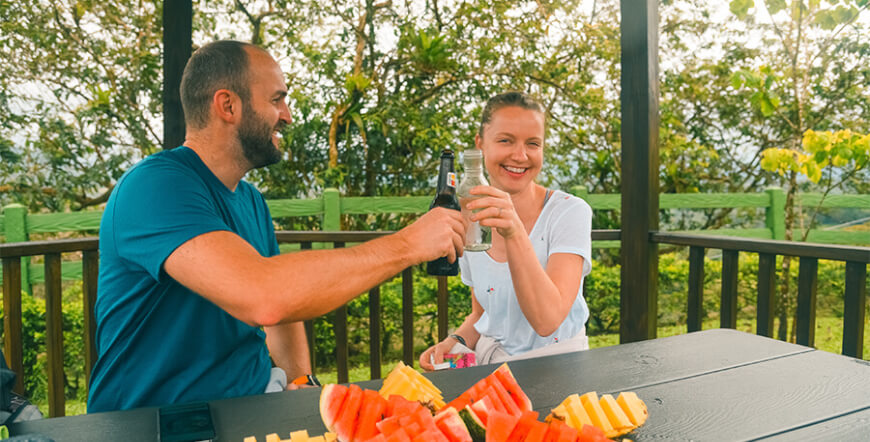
88,40,465,412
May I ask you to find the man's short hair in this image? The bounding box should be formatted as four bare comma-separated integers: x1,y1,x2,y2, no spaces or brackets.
180,40,257,129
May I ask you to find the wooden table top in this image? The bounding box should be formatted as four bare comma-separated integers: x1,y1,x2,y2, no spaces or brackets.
9,329,870,441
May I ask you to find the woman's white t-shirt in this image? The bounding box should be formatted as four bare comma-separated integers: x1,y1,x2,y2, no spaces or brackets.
459,189,593,356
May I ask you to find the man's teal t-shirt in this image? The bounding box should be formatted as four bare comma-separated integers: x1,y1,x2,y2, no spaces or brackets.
87,146,277,412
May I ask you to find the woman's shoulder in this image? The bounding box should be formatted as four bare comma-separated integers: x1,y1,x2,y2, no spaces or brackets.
546,189,592,216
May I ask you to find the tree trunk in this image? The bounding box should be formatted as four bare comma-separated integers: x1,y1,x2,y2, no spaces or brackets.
776,171,798,342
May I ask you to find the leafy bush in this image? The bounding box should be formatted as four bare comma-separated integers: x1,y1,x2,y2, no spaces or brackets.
0,282,88,406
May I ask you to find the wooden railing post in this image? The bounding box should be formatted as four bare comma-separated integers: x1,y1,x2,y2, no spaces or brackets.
796,257,819,347
619,0,660,343
842,262,866,358
2,204,31,294
765,188,786,241
756,253,777,338
45,253,65,417
687,246,705,332
322,188,341,231
2,256,24,394
720,250,739,329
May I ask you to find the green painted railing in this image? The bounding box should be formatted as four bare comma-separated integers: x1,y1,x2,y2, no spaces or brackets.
1,187,869,291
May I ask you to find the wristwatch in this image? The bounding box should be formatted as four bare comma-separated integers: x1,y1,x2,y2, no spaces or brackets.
448,333,467,347
291,374,321,387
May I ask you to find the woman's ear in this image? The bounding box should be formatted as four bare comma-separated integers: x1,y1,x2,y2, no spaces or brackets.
474,133,483,150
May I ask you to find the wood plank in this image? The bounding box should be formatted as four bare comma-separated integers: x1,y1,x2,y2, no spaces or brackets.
797,193,870,208
720,250,738,329
368,286,381,380
2,256,24,394
805,230,870,245
796,257,819,347
651,232,870,263
266,199,324,218
162,0,192,150
26,211,103,233
842,261,867,358
756,253,777,338
7,330,818,441
340,196,430,214
659,193,770,209
0,237,99,258
437,276,448,341
631,350,870,441
618,0,659,343
44,253,65,417
760,406,870,440
82,250,99,386
686,246,704,332
402,268,414,366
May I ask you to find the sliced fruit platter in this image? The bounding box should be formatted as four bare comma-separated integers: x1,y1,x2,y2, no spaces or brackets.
244,362,648,442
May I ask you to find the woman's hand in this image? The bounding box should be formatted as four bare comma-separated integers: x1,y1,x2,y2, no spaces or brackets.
466,185,523,239
419,337,459,371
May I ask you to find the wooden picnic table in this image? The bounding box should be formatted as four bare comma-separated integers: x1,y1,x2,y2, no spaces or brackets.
8,329,870,441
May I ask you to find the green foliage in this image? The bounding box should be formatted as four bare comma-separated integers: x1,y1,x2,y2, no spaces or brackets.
0,282,88,413
761,129,870,183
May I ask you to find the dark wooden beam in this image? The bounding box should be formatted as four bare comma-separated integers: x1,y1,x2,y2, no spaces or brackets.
619,0,660,343
162,0,193,150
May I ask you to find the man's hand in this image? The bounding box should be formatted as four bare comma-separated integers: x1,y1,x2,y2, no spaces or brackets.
399,207,466,264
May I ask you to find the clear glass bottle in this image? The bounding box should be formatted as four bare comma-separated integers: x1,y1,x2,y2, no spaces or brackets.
457,149,492,251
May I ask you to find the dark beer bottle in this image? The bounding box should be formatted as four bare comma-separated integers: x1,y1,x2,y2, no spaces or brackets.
426,149,461,276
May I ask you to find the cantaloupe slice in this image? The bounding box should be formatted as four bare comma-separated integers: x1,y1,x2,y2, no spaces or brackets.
599,394,634,436
289,430,309,442
265,434,282,442
617,391,649,427
379,362,446,409
579,392,614,435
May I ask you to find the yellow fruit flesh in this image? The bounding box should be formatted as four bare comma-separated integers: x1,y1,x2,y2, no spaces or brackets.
580,392,615,434
617,392,649,427
599,394,635,437
244,437,258,442
565,394,594,429
290,429,310,442
379,361,446,409
265,434,282,442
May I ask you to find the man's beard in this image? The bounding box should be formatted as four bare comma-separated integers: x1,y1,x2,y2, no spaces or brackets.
238,102,283,169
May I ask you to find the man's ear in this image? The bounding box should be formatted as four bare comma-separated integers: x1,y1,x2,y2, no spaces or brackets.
212,89,240,124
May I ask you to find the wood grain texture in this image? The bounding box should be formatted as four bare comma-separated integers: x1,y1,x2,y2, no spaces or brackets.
631,351,870,441
11,330,853,441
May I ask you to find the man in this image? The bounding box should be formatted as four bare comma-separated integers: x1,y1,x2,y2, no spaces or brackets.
87,40,465,412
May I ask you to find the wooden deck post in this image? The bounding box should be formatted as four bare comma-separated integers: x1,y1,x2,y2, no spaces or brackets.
619,0,660,342
162,0,193,150
2,204,31,295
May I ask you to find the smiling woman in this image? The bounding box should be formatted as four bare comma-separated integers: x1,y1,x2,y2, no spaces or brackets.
420,91,594,371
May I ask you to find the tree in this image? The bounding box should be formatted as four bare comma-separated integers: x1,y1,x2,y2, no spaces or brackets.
727,0,870,340
0,1,163,212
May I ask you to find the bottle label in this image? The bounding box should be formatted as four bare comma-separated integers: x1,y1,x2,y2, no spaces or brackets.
447,172,456,188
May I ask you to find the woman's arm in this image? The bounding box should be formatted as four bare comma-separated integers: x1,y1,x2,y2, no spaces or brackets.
419,289,484,370
469,186,586,337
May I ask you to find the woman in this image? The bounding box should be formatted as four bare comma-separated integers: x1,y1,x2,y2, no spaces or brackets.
420,91,592,370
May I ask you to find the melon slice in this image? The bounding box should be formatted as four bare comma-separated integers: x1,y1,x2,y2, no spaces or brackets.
547,390,648,438
380,362,446,410
599,394,634,436
444,363,532,417
434,407,473,442
616,391,648,428
579,392,614,436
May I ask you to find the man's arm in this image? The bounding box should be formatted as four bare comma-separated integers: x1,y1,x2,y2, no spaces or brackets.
164,207,465,327
265,322,311,387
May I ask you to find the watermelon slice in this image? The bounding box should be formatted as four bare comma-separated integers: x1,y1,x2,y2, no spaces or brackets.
459,406,486,442
492,365,533,412
334,384,364,441
434,407,473,442
320,384,350,433
485,411,520,442
355,389,388,441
